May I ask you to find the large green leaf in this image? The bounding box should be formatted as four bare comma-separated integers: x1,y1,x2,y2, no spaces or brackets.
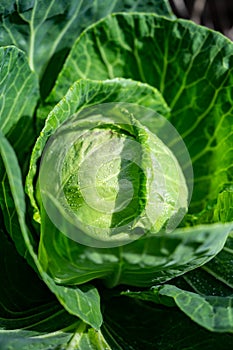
0,130,102,330
201,234,233,288
0,46,38,137
0,325,111,350
181,233,233,302
0,159,34,262
124,284,233,333
0,45,39,259
122,233,233,333
49,12,233,215
39,212,231,288
0,0,173,90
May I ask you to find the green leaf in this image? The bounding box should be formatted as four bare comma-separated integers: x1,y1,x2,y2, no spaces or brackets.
38,76,170,127
38,206,231,287
201,234,233,288
192,188,233,225
0,46,39,137
60,324,111,350
43,276,102,330
181,234,233,297
0,0,173,85
123,234,233,333
51,12,233,215
0,119,36,260
0,1,15,15
0,130,102,330
0,172,35,265
124,284,233,333
0,45,39,189
0,324,111,350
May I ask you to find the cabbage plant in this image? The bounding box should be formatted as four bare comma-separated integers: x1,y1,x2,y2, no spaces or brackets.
1,1,233,349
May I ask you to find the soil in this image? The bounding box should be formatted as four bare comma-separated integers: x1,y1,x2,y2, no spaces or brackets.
169,0,233,39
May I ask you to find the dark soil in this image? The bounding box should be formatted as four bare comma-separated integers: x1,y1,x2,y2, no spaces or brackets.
169,0,233,39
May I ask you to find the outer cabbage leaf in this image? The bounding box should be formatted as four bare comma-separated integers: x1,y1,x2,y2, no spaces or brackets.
180,233,233,299
0,326,111,350
121,233,233,333
0,46,38,138
39,212,230,287
123,284,233,333
0,45,39,260
0,154,34,261
49,13,233,216
0,130,102,330
0,0,173,87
